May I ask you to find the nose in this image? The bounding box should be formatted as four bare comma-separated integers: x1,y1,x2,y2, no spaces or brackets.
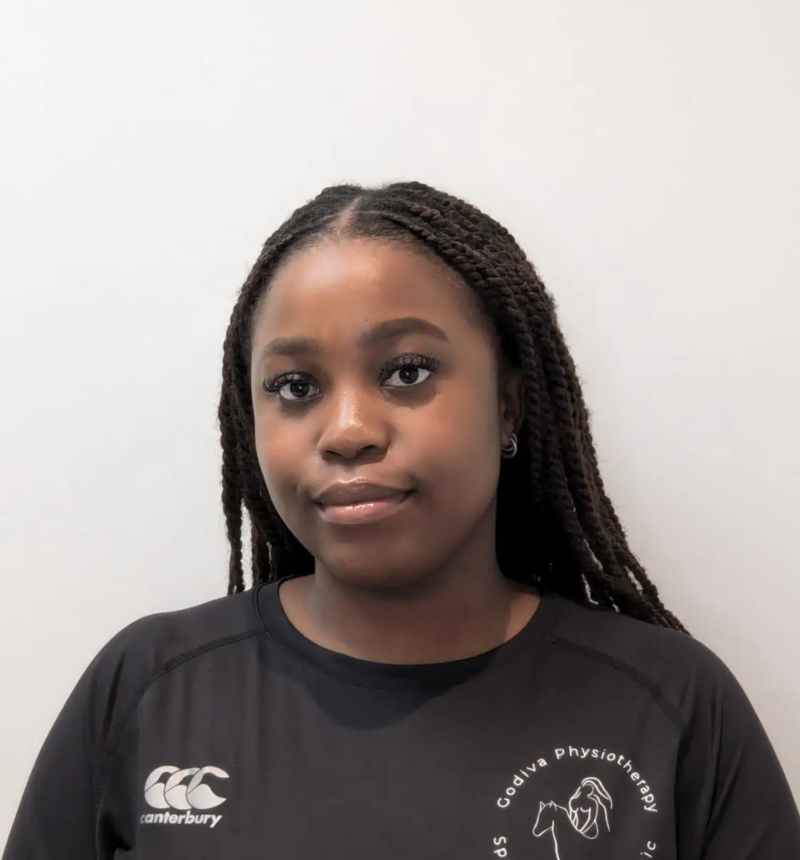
317,385,390,462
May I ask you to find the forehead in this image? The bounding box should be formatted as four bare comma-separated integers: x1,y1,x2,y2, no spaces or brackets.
252,238,490,348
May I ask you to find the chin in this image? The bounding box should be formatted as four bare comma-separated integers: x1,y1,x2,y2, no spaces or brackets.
319,549,436,593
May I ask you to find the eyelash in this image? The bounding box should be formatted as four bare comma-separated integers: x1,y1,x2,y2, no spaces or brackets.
262,353,441,402
379,353,440,383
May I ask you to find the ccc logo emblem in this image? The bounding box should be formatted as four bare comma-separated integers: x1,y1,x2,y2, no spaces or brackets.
144,766,229,811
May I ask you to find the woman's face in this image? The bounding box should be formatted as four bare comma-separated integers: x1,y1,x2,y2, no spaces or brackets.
249,237,521,589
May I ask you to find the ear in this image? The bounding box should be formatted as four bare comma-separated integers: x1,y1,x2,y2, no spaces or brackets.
498,368,524,447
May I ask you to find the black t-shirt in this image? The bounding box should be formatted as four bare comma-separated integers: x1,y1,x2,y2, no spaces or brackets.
5,581,799,859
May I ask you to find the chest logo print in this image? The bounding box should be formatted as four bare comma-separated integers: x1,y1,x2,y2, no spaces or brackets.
140,766,229,829
491,745,660,859
533,778,612,859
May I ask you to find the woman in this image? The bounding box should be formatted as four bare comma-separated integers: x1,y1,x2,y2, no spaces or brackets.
5,182,799,859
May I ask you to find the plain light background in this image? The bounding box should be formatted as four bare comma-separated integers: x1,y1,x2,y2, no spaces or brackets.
1,0,798,847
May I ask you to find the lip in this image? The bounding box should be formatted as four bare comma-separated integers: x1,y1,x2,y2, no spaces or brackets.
313,481,414,525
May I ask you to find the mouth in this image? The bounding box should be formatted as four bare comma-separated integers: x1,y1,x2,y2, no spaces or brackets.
312,481,415,526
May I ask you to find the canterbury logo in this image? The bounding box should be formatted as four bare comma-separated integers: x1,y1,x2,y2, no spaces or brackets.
140,766,229,829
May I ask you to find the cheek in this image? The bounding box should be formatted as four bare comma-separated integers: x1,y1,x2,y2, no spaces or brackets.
253,410,305,509
411,377,502,502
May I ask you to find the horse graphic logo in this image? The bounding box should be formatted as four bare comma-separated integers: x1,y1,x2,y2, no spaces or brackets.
532,777,613,859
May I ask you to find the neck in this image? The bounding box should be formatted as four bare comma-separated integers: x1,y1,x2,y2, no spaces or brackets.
279,524,539,665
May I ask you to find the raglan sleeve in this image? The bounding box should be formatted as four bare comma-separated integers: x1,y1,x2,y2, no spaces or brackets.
674,644,800,859
3,623,150,860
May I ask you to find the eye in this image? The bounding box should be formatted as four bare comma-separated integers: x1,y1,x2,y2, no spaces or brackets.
381,354,440,389
262,373,321,402
278,381,320,402
384,366,433,387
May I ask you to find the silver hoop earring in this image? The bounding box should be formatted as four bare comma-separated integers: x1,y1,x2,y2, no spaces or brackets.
501,433,518,460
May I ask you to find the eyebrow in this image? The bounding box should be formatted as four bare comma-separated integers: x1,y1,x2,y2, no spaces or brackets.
257,317,450,362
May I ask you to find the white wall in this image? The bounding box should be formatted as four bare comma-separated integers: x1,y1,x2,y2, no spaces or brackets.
1,0,798,846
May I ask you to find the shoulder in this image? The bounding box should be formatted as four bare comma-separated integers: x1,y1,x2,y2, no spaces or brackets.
71,589,265,748
99,587,264,671
550,597,748,733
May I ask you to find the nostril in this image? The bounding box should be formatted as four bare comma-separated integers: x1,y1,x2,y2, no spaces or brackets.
322,440,387,462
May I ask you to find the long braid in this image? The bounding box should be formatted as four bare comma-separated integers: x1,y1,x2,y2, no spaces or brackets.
218,181,685,631
379,185,680,628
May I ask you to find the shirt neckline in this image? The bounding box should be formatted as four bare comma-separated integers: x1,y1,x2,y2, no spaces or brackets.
256,576,565,689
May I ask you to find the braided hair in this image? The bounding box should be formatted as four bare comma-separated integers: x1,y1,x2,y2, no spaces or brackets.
219,181,684,631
